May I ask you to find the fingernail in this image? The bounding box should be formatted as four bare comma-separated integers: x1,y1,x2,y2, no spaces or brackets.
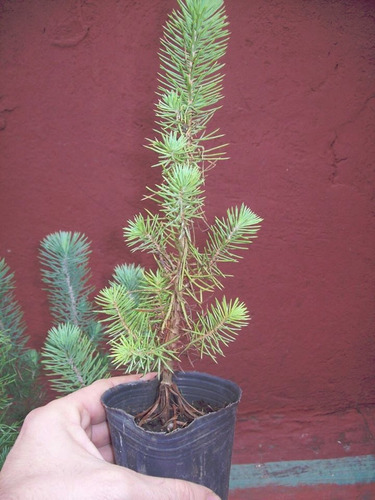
207,495,221,500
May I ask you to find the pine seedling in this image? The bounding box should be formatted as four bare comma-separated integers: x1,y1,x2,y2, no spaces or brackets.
40,232,110,393
0,260,44,468
97,0,262,431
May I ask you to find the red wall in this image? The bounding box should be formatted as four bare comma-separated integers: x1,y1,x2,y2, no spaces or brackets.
1,0,374,417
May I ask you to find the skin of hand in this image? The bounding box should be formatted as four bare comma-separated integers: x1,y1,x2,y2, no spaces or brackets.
0,375,220,500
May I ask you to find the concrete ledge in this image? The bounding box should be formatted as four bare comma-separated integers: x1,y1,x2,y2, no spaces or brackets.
229,454,375,489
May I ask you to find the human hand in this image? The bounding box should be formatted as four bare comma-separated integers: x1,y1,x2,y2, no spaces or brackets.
0,375,220,500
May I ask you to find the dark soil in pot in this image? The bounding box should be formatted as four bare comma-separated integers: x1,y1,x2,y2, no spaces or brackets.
138,398,223,433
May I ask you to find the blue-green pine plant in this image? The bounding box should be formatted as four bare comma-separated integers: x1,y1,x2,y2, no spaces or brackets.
40,231,110,394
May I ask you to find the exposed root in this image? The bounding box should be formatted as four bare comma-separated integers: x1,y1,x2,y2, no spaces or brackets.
135,378,204,432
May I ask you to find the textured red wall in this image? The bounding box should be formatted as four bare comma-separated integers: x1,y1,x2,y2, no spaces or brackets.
1,0,374,417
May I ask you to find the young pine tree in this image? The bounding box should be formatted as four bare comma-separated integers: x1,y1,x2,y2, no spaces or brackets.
97,0,262,431
40,231,109,394
0,259,44,468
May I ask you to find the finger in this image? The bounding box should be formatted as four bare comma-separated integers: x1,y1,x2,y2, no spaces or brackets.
90,421,111,448
97,444,115,463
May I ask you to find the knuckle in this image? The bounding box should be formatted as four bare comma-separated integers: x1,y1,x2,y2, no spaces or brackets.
22,406,45,429
20,402,59,435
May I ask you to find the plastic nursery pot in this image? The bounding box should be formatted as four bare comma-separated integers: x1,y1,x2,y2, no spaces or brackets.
101,371,241,500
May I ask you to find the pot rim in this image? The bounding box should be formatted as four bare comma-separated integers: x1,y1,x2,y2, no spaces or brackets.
101,370,242,435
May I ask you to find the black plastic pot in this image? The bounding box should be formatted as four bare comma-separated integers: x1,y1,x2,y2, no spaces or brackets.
101,371,241,500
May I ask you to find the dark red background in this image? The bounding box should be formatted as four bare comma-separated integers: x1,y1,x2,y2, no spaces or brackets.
1,0,374,421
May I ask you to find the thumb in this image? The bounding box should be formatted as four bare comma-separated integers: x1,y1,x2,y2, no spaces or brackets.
126,469,221,499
